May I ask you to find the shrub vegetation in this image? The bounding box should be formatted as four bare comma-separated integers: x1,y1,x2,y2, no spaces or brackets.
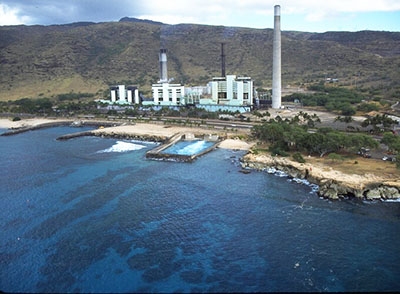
252,118,378,157
285,84,365,115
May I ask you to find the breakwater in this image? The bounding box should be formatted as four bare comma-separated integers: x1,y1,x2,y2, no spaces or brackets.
1,120,121,137
1,121,71,136
91,130,168,143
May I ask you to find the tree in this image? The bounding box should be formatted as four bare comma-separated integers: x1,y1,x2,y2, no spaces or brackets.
362,114,398,133
251,116,380,158
252,122,284,144
381,132,400,154
14,98,35,113
36,98,53,114
292,152,305,163
340,103,356,116
346,133,379,152
357,102,379,112
300,132,325,156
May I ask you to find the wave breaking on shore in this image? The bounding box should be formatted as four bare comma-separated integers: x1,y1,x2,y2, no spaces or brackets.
97,141,146,153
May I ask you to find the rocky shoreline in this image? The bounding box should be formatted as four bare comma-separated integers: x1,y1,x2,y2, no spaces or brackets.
241,153,400,201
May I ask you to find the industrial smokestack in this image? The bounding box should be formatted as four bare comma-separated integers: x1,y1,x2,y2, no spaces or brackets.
159,48,168,83
221,43,226,77
272,5,281,109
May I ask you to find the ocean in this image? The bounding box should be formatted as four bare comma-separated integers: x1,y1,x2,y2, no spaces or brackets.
1,126,399,293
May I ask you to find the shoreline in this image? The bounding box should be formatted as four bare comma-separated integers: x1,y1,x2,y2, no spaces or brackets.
241,153,400,201
1,117,399,201
0,117,254,150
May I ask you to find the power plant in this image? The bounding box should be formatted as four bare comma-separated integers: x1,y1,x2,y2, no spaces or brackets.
272,4,282,109
108,5,282,112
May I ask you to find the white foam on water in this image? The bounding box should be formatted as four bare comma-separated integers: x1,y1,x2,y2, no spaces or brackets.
176,140,209,155
266,168,320,194
292,178,310,185
310,184,320,193
98,141,146,153
382,198,400,203
274,170,288,177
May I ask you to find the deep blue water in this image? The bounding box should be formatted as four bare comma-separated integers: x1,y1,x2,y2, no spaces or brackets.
1,126,400,293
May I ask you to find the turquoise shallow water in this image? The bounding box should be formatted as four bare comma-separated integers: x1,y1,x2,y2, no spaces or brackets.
1,126,400,293
161,140,216,155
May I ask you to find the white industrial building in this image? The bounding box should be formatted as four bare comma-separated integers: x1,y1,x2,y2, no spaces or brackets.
110,85,139,104
184,86,210,105
197,43,254,108
150,82,185,106
200,75,253,106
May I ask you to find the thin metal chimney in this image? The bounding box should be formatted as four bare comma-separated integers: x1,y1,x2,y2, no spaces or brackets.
159,48,168,83
221,43,226,77
272,5,282,109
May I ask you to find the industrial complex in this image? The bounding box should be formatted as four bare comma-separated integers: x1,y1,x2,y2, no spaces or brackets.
107,5,282,112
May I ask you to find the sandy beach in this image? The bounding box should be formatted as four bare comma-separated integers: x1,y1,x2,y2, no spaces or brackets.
91,123,255,150
0,118,62,129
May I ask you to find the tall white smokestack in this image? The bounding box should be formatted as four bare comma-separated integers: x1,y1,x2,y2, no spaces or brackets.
159,48,168,83
272,5,281,109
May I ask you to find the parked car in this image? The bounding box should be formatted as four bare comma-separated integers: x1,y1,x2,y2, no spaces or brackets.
358,147,371,158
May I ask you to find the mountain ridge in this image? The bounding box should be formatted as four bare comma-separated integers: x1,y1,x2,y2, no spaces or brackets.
0,20,399,101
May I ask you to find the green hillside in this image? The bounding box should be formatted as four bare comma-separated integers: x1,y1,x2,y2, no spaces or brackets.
0,18,399,102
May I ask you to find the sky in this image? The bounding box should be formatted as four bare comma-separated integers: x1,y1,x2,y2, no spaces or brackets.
0,0,399,32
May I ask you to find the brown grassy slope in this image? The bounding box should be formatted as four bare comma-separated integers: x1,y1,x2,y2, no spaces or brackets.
0,21,399,101
306,155,400,180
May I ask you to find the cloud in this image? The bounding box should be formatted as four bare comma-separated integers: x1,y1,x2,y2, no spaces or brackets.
0,0,399,31
0,0,148,25
132,0,400,28
0,4,32,25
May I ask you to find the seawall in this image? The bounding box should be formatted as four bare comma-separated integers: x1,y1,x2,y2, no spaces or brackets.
146,133,220,162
